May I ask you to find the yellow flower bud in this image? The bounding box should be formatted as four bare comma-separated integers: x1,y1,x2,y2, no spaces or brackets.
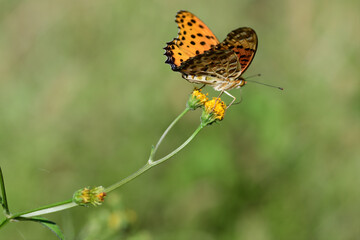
73,186,106,206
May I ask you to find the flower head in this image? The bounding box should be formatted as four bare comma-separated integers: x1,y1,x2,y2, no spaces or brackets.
201,97,227,125
187,88,208,110
73,186,106,207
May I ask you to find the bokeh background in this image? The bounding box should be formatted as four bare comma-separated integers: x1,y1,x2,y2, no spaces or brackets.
1,0,359,239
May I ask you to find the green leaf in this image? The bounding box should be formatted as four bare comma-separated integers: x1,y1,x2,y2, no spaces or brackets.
15,217,65,239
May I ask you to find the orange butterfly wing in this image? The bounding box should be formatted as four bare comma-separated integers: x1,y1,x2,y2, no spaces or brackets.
164,11,220,69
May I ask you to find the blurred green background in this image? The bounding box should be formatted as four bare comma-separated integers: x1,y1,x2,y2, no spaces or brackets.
0,0,359,239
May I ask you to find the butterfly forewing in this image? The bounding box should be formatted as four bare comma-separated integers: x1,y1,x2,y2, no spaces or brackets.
164,11,219,68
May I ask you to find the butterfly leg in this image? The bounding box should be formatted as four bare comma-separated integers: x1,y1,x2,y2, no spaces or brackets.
231,87,244,105
198,84,206,90
233,98,243,105
224,91,237,108
211,90,224,111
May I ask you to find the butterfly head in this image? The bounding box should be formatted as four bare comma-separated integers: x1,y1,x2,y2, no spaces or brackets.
235,77,247,89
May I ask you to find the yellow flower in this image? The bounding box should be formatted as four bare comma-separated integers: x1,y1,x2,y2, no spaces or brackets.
201,97,227,125
187,88,208,110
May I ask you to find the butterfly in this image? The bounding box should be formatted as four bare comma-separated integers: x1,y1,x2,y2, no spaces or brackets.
164,10,258,106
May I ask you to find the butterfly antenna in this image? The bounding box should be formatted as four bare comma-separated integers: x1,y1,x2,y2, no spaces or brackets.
244,74,283,90
245,73,262,79
246,80,283,90
247,80,283,90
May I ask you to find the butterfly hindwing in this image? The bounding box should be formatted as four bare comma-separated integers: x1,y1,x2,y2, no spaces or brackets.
217,27,258,74
177,49,241,81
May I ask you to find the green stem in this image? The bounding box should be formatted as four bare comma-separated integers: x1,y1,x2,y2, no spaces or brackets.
149,108,190,161
105,162,151,193
0,218,9,228
106,108,190,193
0,107,203,222
12,199,74,218
150,124,204,166
0,199,75,228
0,168,10,215
106,123,205,193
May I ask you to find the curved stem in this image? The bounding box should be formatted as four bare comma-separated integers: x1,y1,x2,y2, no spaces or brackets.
0,108,203,223
107,108,190,193
151,124,204,166
106,123,205,193
149,108,190,161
